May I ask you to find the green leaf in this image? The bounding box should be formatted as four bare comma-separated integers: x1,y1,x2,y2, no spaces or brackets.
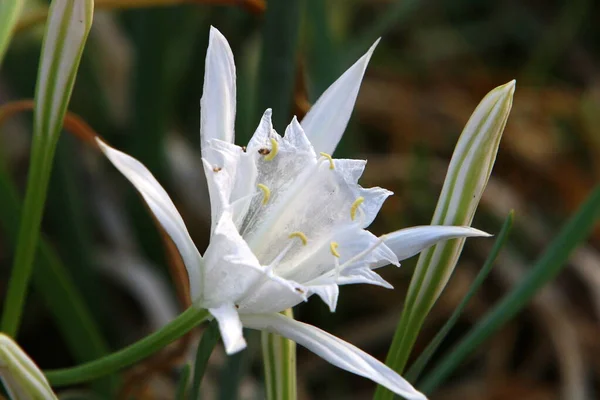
0,159,114,392
344,0,422,64
262,309,297,400
0,0,24,67
405,211,514,383
419,186,600,394
376,81,515,400
190,320,220,400
175,363,191,400
1,0,94,336
256,0,302,132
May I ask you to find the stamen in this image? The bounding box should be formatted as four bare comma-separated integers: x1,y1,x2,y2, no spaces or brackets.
269,232,308,269
350,197,365,221
330,242,340,257
339,237,386,270
257,183,271,205
264,138,279,161
289,231,308,246
319,152,335,170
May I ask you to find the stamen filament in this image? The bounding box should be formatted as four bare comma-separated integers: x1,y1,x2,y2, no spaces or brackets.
350,197,365,221
319,152,335,170
339,237,386,270
264,138,279,161
257,184,271,205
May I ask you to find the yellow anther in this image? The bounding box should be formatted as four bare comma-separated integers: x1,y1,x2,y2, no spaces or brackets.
319,152,335,170
350,197,365,221
264,138,279,161
257,184,271,205
288,231,308,246
330,242,340,258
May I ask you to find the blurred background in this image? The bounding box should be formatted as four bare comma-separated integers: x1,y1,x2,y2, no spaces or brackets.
1,0,599,399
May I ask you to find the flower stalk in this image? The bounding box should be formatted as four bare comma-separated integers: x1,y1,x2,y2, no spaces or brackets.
45,307,210,386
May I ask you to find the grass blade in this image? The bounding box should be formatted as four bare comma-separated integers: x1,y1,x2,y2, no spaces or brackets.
0,0,24,67
1,0,94,336
419,186,600,394
176,363,191,400
405,211,514,383
344,0,421,64
0,161,112,391
190,320,220,400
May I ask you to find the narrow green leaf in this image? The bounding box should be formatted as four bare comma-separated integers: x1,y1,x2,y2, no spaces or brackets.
261,309,297,400
344,0,421,64
1,0,94,336
0,161,113,391
256,0,302,132
376,81,515,400
405,212,514,383
305,0,338,100
0,0,24,67
190,320,220,400
419,187,600,393
176,363,191,400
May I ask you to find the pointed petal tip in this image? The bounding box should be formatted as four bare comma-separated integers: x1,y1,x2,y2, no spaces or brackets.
466,227,493,237
497,79,516,96
224,337,248,355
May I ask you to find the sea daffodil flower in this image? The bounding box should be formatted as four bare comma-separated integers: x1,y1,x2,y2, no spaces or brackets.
96,27,489,399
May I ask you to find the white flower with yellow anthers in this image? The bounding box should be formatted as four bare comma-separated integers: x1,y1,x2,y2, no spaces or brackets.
0,334,57,400
97,27,490,400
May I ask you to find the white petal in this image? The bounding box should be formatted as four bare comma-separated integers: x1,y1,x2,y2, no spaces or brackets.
202,139,256,233
283,116,314,153
201,26,236,146
384,225,491,262
201,211,264,306
241,313,426,400
96,139,204,301
333,268,393,289
308,284,339,312
209,303,246,354
247,108,274,151
301,39,379,155
284,227,397,284
236,268,306,314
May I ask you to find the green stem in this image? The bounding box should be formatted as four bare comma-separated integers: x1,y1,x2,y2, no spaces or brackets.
45,307,211,386
262,308,296,400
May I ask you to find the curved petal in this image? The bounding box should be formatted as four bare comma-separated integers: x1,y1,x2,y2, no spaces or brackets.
209,303,246,354
300,39,379,155
307,284,339,312
384,225,491,262
96,139,204,301
201,26,236,146
241,313,426,400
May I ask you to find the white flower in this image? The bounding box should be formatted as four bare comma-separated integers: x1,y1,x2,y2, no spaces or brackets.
0,334,57,400
97,27,489,400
